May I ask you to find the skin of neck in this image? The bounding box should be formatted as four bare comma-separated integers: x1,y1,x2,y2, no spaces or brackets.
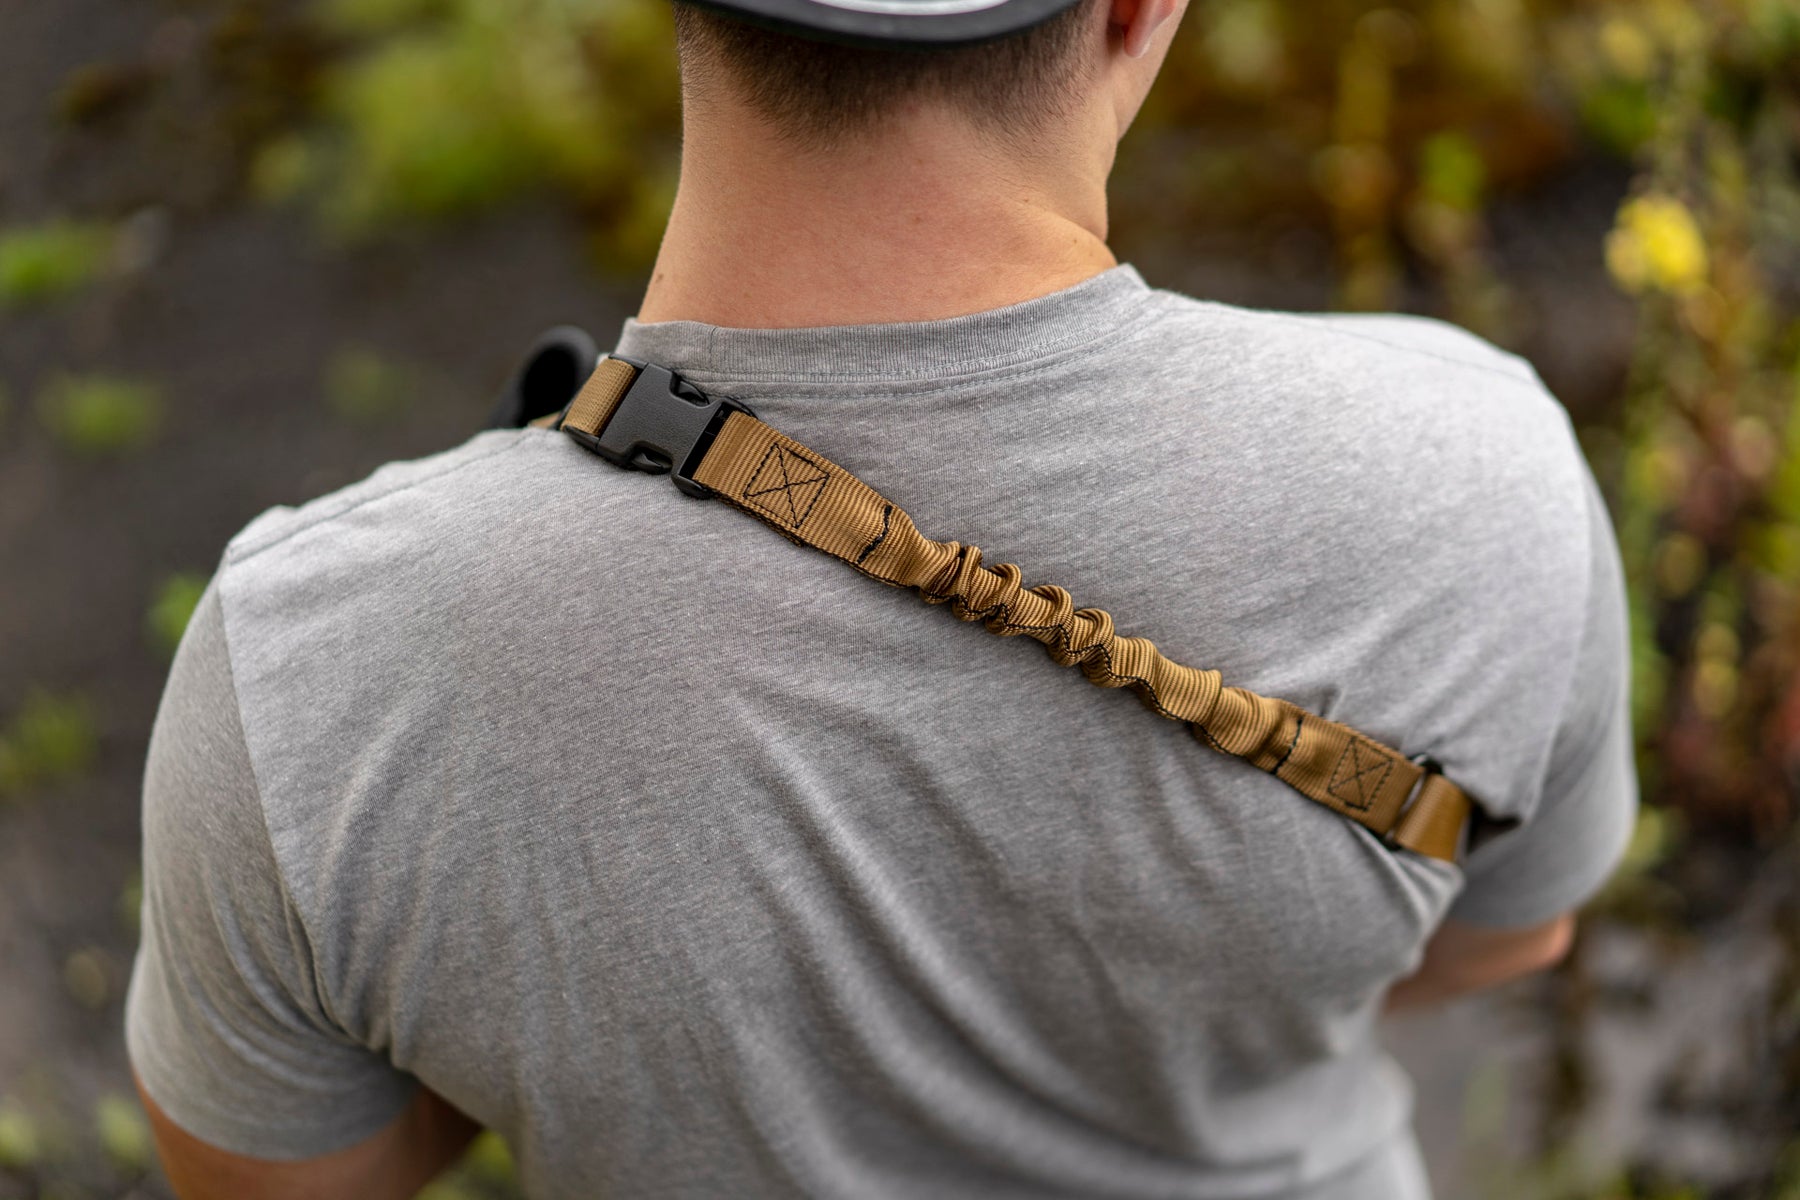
635,0,1187,329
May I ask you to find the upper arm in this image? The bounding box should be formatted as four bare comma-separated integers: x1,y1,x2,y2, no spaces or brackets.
1384,912,1574,1012
1448,467,1639,928
124,580,434,1178
137,1071,477,1200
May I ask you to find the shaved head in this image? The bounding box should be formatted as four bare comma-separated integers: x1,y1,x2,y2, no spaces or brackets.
672,0,1102,148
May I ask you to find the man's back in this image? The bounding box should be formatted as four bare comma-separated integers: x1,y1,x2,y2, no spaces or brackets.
127,268,1634,1197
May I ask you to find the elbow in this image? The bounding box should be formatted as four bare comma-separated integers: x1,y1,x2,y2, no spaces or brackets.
1445,912,1575,995
1527,913,1577,974
1385,911,1581,1014
1491,913,1576,987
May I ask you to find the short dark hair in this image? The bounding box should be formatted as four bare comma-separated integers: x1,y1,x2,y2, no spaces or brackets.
671,0,1099,147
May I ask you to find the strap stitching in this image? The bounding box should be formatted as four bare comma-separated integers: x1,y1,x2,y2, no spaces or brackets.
690,423,1464,855
742,443,831,529
1326,738,1392,812
856,505,893,566
1273,713,1304,772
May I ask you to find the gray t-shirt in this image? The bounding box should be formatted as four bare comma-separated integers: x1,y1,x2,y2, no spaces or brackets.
125,266,1636,1198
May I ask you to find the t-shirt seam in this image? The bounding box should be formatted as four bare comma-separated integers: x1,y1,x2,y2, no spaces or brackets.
1449,471,1609,922
209,575,370,1047
658,290,1163,386
227,431,534,567
1525,473,1609,820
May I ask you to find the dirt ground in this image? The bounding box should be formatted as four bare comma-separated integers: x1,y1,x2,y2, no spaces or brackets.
4,3,1789,1198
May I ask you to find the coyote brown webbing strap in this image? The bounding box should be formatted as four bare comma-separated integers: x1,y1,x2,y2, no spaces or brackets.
558,356,1473,862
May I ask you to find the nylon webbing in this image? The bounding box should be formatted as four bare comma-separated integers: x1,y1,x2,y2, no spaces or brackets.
560,358,1472,862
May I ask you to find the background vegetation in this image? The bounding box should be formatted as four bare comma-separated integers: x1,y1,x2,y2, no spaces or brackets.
1,0,1796,1196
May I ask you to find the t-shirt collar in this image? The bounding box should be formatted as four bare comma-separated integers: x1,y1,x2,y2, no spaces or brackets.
612,264,1150,385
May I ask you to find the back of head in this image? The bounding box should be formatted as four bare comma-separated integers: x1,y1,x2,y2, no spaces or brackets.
671,0,1102,149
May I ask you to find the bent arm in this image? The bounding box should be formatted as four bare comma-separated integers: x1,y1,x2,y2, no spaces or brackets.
139,1074,478,1200
1382,912,1574,1014
128,582,471,1187
1386,469,1634,1014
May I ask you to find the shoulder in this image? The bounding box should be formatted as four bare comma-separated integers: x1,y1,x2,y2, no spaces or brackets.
1134,290,1582,500
225,428,546,566
213,421,634,648
1140,287,1547,398
207,427,625,893
1137,288,1592,562
132,585,423,1161
142,582,264,850
1120,289,1610,815
215,426,645,650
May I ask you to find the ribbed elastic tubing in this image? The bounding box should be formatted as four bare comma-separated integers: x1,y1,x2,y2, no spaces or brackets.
569,358,1473,862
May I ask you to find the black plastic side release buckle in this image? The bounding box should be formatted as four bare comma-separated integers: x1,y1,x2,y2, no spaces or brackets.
565,356,754,499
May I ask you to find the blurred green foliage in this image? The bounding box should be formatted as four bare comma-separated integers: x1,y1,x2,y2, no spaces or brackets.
17,0,1800,1196
0,1102,43,1171
1594,2,1800,837
416,1131,521,1200
118,871,143,937
34,373,163,457
62,947,111,1012
93,1093,153,1173
55,61,154,126
146,572,209,659
464,1131,517,1182
324,345,420,424
0,220,111,309
259,0,680,269
0,691,97,800
0,1084,159,1196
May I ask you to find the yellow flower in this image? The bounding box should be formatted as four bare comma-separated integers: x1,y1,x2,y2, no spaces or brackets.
1599,16,1657,80
1605,194,1708,295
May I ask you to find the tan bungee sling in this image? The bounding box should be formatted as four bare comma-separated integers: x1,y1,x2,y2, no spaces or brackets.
545,354,1475,863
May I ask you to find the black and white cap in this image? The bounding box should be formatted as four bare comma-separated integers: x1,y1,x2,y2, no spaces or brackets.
686,0,1084,45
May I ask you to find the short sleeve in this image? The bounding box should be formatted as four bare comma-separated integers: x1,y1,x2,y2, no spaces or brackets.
124,581,417,1159
1447,470,1639,928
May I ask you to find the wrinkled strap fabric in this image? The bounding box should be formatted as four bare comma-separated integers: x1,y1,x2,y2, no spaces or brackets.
561,358,1471,862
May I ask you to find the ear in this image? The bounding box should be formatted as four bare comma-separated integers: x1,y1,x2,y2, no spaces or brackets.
1107,0,1182,58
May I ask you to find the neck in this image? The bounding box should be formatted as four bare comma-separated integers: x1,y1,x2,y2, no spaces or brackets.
636,100,1119,329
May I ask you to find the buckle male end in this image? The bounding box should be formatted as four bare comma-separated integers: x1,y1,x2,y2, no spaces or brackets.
565,357,754,499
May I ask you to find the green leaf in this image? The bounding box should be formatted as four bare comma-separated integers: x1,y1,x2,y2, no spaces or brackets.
0,1101,42,1169
147,572,209,659
63,947,111,1011
94,1093,153,1171
1417,133,1486,211
0,220,112,309
0,690,98,800
119,870,143,936
465,1129,516,1182
36,374,164,457
1618,806,1682,877
1579,80,1659,155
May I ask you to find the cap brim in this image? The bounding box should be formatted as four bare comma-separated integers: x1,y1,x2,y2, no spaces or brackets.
684,0,1083,46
